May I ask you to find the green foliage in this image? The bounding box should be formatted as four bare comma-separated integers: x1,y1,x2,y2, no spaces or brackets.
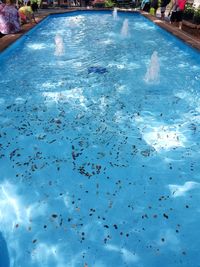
183,3,195,20
31,0,41,4
194,7,200,16
184,3,195,15
193,7,200,24
105,0,115,7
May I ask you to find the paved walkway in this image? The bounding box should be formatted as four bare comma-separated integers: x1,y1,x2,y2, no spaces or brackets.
0,8,200,52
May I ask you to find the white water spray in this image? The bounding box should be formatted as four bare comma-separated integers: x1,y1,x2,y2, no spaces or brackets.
144,51,160,84
54,34,65,56
113,7,118,20
121,19,129,37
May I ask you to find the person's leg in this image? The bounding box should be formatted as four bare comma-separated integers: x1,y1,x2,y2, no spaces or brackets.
177,11,183,29
161,6,166,20
170,11,176,24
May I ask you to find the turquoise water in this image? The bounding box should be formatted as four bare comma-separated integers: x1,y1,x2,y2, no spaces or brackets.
0,10,200,267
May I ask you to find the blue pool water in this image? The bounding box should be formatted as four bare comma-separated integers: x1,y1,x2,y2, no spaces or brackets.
0,10,200,267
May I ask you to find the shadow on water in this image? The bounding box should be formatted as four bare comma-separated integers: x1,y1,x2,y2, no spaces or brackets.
0,232,10,267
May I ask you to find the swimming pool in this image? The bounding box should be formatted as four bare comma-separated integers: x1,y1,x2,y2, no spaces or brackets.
0,10,200,267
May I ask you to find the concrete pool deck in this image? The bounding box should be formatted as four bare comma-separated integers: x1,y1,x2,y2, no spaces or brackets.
0,8,200,52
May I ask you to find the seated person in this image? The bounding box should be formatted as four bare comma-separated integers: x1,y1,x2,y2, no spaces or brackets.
0,0,20,35
19,1,37,24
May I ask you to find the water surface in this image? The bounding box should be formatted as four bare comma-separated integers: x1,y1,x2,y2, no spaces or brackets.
0,11,200,267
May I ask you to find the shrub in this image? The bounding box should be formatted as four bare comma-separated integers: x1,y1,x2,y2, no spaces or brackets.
183,3,195,21
193,7,200,24
105,0,115,7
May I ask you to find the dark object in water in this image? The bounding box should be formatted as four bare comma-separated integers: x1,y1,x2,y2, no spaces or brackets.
88,66,108,74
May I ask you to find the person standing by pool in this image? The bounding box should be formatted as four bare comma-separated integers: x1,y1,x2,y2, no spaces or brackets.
0,0,21,35
160,0,170,19
149,0,159,16
141,0,151,12
31,0,38,12
169,0,186,29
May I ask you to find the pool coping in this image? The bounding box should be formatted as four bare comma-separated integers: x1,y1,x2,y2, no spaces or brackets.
0,8,200,52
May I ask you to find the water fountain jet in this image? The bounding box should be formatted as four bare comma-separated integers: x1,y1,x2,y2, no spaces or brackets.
144,51,160,84
121,19,129,37
113,7,118,20
54,34,65,56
